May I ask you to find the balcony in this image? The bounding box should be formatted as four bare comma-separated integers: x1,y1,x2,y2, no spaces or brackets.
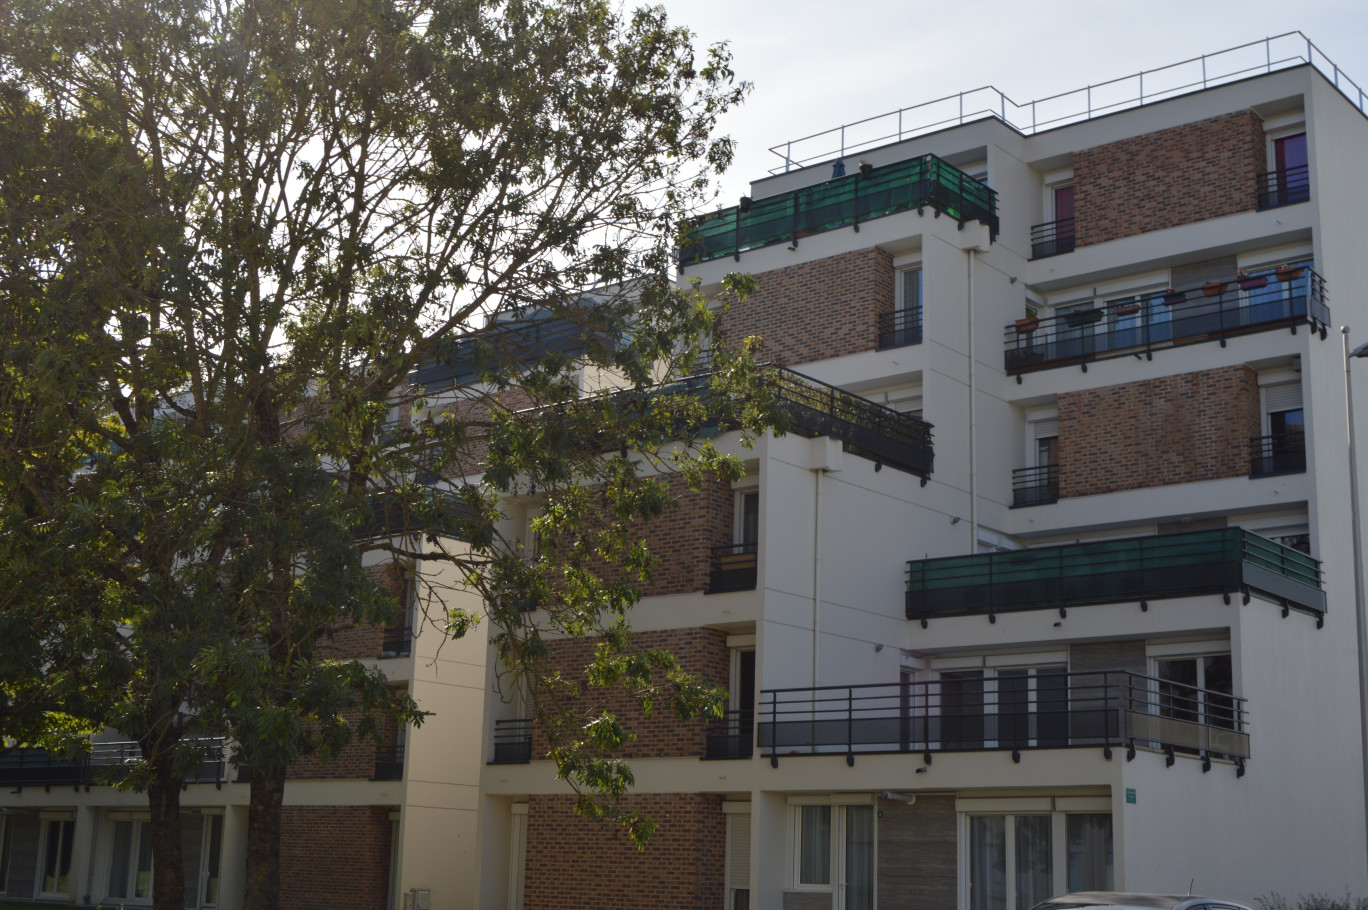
380,624,413,658
677,154,998,265
757,671,1248,766
0,738,229,790
704,709,755,760
876,309,922,350
1030,216,1076,259
1011,465,1060,508
372,744,405,780
1257,164,1310,210
525,364,935,480
1004,265,1329,378
490,718,534,765
1250,431,1306,477
905,527,1324,624
708,543,758,593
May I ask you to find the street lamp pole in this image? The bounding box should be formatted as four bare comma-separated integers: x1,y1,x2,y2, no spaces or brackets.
1341,326,1368,876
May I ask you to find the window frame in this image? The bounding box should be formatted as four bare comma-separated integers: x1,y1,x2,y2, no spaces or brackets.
37,817,76,899
957,800,1113,910
787,797,876,895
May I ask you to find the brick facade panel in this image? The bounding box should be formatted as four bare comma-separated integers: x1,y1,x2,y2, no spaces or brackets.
718,247,894,365
280,806,392,910
317,562,407,661
530,627,730,760
1074,111,1266,246
523,793,725,910
1057,365,1262,498
549,474,732,598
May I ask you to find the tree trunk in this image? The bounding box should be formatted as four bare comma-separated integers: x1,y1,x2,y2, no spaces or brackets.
243,768,286,910
148,750,185,910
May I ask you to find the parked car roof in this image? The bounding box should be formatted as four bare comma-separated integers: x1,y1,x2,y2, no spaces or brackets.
1033,893,1254,910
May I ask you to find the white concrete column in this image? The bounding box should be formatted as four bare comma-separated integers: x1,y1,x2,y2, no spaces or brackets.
216,805,248,910
72,804,98,905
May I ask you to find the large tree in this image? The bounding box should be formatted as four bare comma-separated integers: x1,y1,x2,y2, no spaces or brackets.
0,1,767,909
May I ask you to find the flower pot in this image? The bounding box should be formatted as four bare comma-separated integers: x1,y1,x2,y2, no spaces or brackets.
859,162,874,178
1276,266,1305,282
1114,302,1141,316
1015,317,1039,334
1239,276,1268,291
1163,291,1186,306
1063,309,1104,327
1203,281,1226,297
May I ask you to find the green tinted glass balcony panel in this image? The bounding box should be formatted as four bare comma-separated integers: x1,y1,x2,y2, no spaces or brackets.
678,154,999,265
905,528,1323,621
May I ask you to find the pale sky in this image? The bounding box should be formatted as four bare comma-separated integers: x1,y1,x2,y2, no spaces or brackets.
656,0,1368,201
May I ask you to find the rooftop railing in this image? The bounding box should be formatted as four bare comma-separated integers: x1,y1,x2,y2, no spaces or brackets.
678,154,998,265
769,32,1364,172
757,671,1249,768
1004,265,1328,378
905,527,1324,624
0,737,229,789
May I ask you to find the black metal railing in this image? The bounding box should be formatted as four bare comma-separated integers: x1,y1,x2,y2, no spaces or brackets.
380,625,413,658
1250,432,1306,477
1030,216,1076,259
1004,265,1329,377
708,543,758,594
704,710,755,760
517,364,935,479
905,527,1324,622
678,154,999,265
766,366,934,478
1257,164,1310,210
490,718,534,765
372,745,405,780
1012,465,1060,508
757,670,1249,762
0,737,229,789
876,309,922,349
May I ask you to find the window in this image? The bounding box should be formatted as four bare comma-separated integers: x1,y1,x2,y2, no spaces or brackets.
39,819,74,897
1033,180,1075,258
962,806,1112,910
1264,133,1309,208
1155,653,1234,731
895,268,923,347
933,661,1067,750
109,819,155,902
1257,382,1305,475
725,809,751,910
735,490,759,548
199,814,224,908
0,813,10,895
791,802,875,909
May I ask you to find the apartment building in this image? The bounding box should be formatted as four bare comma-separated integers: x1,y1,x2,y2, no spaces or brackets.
0,547,489,910
475,34,1368,910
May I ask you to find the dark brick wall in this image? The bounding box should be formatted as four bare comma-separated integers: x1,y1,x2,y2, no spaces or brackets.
318,562,408,661
530,627,731,760
717,247,895,365
1057,365,1262,498
548,474,733,599
523,793,725,910
1074,111,1266,246
280,806,392,910
876,794,957,910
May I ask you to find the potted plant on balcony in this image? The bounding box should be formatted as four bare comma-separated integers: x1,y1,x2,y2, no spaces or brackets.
1015,316,1039,334
1163,288,1186,306
1276,264,1305,282
1114,300,1141,316
1237,269,1268,291
1063,308,1104,327
1203,281,1227,297
859,159,874,179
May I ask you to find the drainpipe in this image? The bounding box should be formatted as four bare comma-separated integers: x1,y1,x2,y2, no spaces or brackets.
812,467,822,687
967,248,979,554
